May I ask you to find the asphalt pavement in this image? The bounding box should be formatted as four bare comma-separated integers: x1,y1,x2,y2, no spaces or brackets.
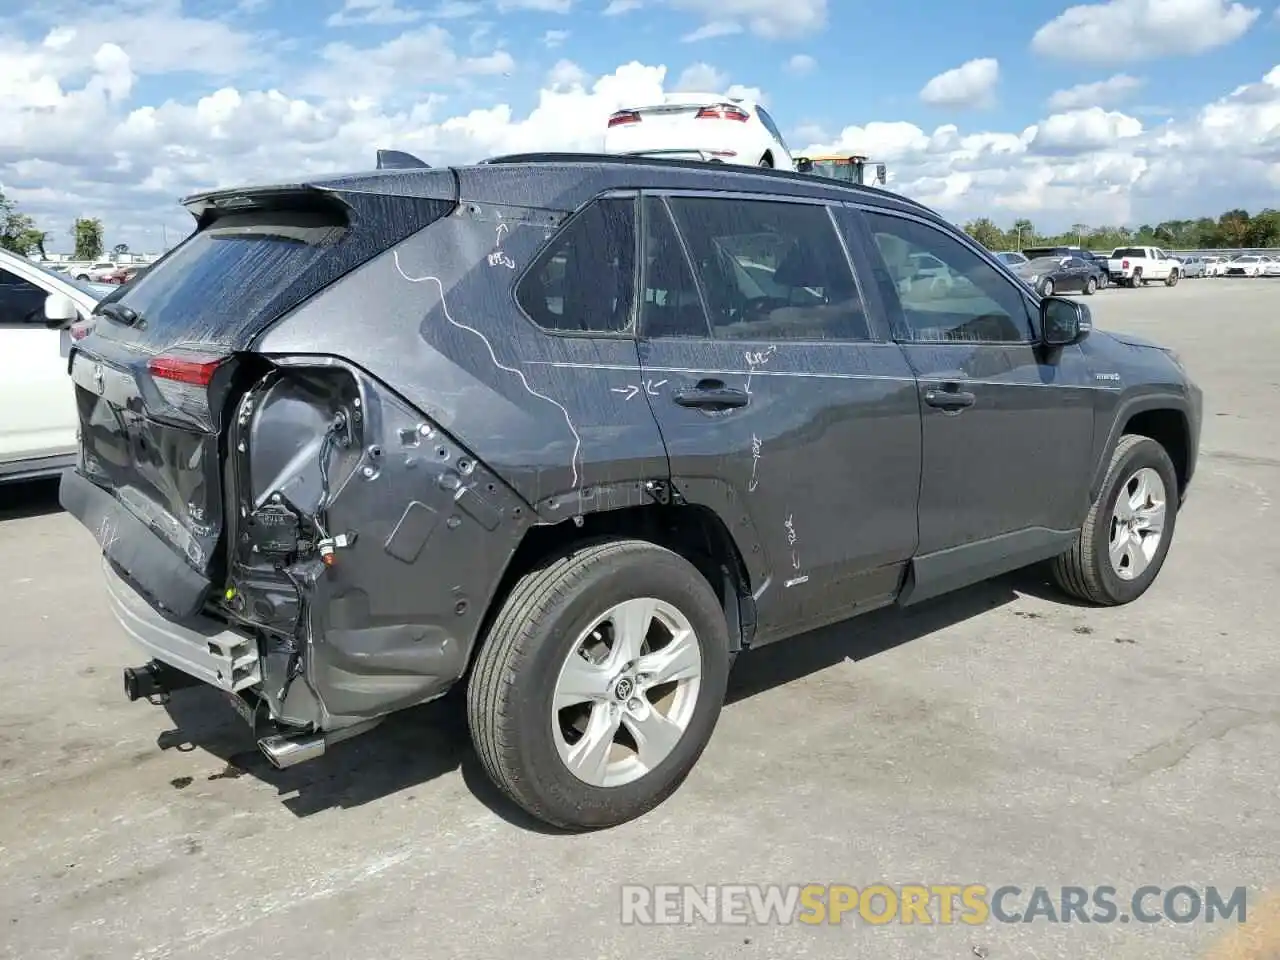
1,277,1277,960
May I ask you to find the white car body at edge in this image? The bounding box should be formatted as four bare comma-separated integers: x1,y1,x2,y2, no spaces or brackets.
0,249,111,482
602,92,794,170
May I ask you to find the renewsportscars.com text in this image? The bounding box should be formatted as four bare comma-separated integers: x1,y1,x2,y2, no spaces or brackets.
620,884,1248,926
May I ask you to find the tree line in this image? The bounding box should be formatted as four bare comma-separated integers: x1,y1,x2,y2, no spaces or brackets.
1,191,109,261
963,209,1280,253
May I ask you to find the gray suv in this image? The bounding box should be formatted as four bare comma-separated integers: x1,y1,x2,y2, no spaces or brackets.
59,151,1203,832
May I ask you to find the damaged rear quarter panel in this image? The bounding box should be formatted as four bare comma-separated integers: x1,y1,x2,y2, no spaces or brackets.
253,192,672,720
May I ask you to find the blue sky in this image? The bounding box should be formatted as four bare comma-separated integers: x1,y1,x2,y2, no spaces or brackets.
2,0,1279,250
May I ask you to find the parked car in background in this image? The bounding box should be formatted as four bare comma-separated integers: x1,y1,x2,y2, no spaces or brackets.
1105,246,1181,287
995,251,1029,267
70,259,126,282
1224,255,1267,277
0,248,111,482
1179,256,1208,278
1012,255,1101,296
58,150,1202,832
1262,256,1280,277
102,264,151,285
1021,246,1110,287
1202,255,1231,277
603,93,794,169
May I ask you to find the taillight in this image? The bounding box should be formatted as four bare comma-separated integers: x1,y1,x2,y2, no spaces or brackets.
69,319,95,341
608,110,641,127
148,354,223,386
146,351,227,428
696,104,750,122
1122,259,1130,269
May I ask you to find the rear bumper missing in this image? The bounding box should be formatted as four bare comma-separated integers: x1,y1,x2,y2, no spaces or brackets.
102,556,261,694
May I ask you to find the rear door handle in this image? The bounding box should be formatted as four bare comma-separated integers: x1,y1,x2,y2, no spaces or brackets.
924,388,976,410
673,379,749,410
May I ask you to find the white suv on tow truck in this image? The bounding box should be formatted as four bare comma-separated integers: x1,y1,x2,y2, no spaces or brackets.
1105,246,1182,288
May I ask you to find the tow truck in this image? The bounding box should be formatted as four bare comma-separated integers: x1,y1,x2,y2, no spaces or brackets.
794,154,887,186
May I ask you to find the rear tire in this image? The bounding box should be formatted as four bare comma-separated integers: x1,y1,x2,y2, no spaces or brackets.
466,538,731,831
1085,277,1097,295
1129,269,1143,288
1050,435,1179,606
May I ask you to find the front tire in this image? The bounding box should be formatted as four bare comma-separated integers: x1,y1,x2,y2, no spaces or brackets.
466,538,731,831
1041,278,1055,296
1050,435,1179,606
1165,270,1179,286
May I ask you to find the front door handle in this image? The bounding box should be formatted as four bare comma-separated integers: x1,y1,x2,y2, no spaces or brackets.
673,379,749,411
924,388,976,410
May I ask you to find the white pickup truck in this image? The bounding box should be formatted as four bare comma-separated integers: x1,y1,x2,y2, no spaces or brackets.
1105,246,1183,288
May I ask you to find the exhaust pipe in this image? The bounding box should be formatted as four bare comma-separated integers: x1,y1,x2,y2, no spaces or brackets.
257,717,382,770
123,660,203,701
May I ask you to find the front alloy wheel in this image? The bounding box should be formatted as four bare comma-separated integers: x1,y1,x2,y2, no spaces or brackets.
1108,467,1167,581
1049,434,1179,605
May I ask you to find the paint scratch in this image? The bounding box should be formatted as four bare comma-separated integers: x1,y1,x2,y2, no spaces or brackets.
748,434,762,492
743,345,777,395
393,251,582,489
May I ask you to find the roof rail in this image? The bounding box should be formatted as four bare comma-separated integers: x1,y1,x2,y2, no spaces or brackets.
376,149,430,170
477,151,933,213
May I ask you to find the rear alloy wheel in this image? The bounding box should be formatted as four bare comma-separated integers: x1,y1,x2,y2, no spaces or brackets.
1041,278,1055,297
1050,434,1178,606
1129,270,1143,288
1085,277,1098,295
1165,270,1179,287
466,538,731,831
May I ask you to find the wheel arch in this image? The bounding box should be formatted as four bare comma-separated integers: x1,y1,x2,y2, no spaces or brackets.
466,501,759,680
1091,397,1192,502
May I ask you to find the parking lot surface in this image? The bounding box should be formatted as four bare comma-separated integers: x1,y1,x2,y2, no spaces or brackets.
2,279,1278,960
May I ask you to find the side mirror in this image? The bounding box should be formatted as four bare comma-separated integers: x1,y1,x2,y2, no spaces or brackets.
44,292,79,328
1042,297,1091,346
796,158,813,173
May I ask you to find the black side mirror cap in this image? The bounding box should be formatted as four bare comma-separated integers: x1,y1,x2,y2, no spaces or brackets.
1041,296,1091,346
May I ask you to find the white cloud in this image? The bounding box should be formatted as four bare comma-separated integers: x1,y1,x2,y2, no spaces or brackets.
327,0,424,26
3,13,1279,255
1028,107,1144,154
919,58,1000,109
603,0,644,12
545,59,588,89
1031,0,1262,62
671,0,826,40
495,0,574,10
298,27,514,100
675,62,729,91
543,29,570,47
785,54,816,75
681,20,743,42
1047,73,1145,110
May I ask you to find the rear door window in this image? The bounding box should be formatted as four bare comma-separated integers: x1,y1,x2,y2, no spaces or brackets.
664,196,871,341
